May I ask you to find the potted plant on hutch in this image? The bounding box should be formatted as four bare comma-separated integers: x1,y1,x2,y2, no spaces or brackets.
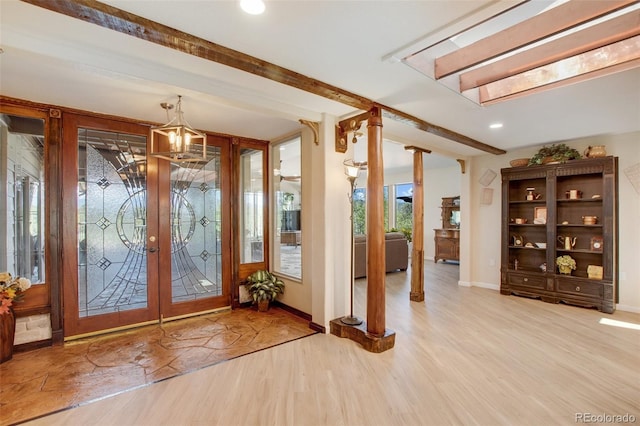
528,143,582,165
1,272,32,363
246,270,285,312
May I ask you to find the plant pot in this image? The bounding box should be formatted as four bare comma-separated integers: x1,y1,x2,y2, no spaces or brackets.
558,265,572,275
258,299,270,312
1,308,16,363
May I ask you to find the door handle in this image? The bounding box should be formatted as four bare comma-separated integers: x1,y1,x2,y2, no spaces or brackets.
148,236,157,253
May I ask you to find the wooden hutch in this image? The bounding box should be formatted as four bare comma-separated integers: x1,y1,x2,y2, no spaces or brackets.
501,156,618,313
434,196,460,263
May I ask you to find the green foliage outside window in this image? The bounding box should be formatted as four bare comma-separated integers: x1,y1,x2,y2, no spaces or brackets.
352,187,388,235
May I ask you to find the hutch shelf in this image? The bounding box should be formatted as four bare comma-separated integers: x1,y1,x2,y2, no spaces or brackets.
434,196,460,263
501,156,618,313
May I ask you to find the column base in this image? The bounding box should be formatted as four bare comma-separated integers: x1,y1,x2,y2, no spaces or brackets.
409,292,425,302
329,317,395,353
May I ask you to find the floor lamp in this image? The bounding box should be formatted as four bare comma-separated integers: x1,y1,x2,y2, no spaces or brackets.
341,159,366,326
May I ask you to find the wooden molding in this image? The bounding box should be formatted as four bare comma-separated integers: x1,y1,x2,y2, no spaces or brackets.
457,159,466,174
20,0,503,155
335,111,370,153
404,145,432,154
383,105,506,155
273,301,312,322
14,339,53,353
298,119,319,145
309,322,326,334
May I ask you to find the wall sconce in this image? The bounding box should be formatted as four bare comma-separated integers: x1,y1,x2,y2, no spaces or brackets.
342,158,367,326
150,96,208,163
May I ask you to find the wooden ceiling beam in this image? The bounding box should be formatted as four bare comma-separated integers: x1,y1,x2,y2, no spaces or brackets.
460,10,640,91
436,0,638,80
21,0,505,155
379,104,506,155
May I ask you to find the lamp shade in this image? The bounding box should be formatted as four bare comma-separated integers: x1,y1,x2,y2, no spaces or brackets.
344,164,359,178
343,159,367,179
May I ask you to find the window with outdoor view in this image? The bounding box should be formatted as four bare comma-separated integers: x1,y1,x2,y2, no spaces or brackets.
352,186,389,235
394,183,413,239
240,148,264,264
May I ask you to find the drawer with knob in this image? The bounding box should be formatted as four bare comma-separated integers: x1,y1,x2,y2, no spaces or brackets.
508,273,546,289
556,278,603,297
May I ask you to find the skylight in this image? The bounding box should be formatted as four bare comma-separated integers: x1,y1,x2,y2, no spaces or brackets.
403,0,640,105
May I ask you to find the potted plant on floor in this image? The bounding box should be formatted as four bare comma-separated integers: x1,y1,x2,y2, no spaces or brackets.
246,270,285,312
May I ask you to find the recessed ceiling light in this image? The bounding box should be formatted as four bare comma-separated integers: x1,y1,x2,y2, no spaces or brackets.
489,123,503,129
240,0,265,15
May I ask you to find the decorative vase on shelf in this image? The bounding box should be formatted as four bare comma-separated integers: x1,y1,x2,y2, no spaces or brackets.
559,265,572,275
0,308,16,363
584,145,606,158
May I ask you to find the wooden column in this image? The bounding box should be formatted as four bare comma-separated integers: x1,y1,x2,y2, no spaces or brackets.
405,146,430,302
330,107,395,353
366,107,386,337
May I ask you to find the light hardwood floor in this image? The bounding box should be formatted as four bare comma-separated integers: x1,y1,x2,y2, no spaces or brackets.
26,262,640,425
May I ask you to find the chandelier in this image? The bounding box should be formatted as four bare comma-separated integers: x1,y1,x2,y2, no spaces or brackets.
150,96,207,162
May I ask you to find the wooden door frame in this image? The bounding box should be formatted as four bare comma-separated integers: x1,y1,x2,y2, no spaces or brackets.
0,99,62,345
2,95,271,342
61,113,160,337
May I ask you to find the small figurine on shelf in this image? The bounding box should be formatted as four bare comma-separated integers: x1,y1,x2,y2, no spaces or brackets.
514,259,519,271
539,262,547,272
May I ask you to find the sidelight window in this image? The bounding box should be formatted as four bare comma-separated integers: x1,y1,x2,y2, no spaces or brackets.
0,114,45,284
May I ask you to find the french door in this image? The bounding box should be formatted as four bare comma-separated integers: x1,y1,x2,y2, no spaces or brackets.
62,114,230,338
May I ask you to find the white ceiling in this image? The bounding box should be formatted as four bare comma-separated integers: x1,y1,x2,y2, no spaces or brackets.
1,0,639,171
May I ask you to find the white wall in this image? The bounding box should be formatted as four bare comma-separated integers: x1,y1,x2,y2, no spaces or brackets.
277,117,351,329
468,131,640,312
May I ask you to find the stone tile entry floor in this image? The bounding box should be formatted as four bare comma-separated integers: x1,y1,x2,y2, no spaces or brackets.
0,307,316,425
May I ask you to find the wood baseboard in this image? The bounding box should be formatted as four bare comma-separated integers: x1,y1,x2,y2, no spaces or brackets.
14,339,52,353
309,322,326,334
272,301,311,321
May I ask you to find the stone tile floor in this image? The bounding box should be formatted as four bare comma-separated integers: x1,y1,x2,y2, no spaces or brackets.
0,307,315,425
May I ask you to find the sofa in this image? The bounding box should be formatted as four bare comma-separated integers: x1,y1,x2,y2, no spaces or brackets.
354,232,409,279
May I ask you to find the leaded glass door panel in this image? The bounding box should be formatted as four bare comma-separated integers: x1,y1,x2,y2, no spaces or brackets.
62,115,230,337
158,138,230,318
